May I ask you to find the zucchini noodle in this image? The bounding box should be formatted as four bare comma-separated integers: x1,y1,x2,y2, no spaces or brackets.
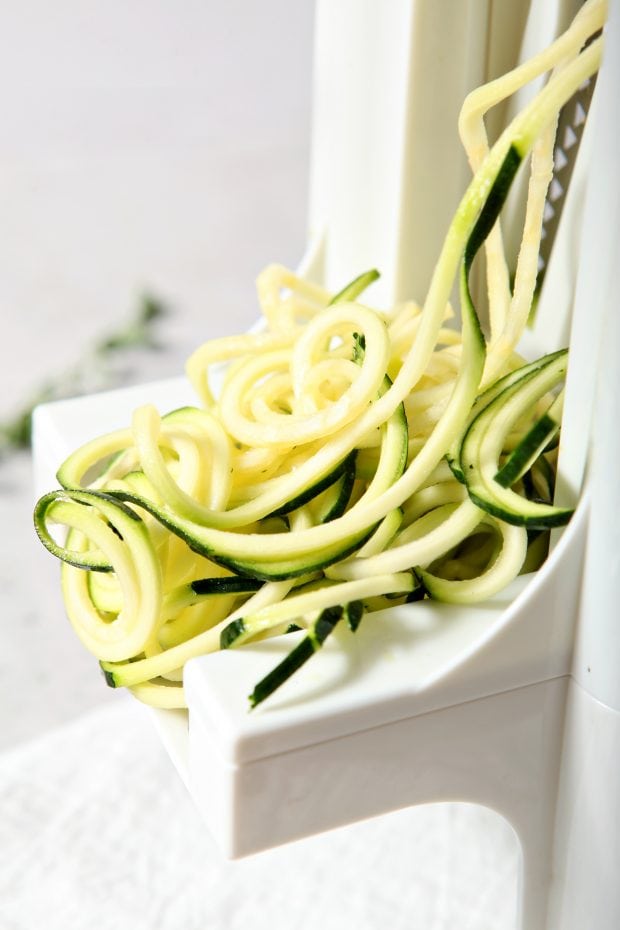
33,1,605,709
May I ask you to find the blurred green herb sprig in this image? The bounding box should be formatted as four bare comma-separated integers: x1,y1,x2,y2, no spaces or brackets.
0,294,167,455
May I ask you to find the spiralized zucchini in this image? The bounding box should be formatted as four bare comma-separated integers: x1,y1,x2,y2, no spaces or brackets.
33,0,606,709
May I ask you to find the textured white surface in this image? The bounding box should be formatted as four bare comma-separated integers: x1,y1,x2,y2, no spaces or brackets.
0,700,519,930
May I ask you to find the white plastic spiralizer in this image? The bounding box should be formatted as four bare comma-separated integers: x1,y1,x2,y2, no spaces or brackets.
33,2,619,927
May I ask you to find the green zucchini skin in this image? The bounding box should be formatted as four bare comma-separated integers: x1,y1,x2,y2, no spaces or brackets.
101,666,117,688
268,451,356,518
464,146,522,268
220,618,247,650
249,636,317,708
528,453,556,502
206,526,378,581
328,269,380,306
445,351,567,484
344,600,364,632
494,393,562,488
245,600,365,708
456,149,522,450
459,351,573,529
190,577,263,596
318,453,358,523
33,489,141,572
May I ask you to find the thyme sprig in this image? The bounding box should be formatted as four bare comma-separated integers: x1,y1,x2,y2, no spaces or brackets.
0,294,167,454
